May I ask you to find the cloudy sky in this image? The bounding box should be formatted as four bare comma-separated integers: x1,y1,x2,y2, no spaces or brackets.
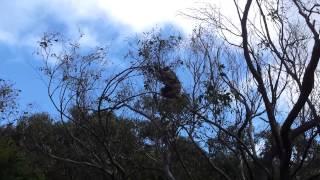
0,0,234,114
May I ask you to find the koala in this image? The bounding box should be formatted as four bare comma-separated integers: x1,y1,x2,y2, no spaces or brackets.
157,66,181,99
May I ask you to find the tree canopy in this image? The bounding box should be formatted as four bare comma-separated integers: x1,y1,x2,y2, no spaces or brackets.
2,0,320,180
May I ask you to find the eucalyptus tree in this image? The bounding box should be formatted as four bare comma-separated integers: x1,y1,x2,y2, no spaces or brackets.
184,0,320,179
37,32,146,180
0,79,19,122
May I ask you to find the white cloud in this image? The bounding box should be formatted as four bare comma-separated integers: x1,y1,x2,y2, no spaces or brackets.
0,1,97,41
0,30,17,46
97,0,196,31
0,0,240,49
78,30,99,48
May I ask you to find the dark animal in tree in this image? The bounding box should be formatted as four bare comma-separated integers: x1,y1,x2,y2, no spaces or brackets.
156,67,181,99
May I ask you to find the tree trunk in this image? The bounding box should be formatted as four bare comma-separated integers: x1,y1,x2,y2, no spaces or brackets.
163,150,176,180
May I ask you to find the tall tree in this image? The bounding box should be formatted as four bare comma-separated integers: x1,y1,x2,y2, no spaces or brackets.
185,0,320,179
0,79,19,122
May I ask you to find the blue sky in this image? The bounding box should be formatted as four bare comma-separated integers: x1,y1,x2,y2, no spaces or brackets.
0,0,211,114
0,1,124,114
